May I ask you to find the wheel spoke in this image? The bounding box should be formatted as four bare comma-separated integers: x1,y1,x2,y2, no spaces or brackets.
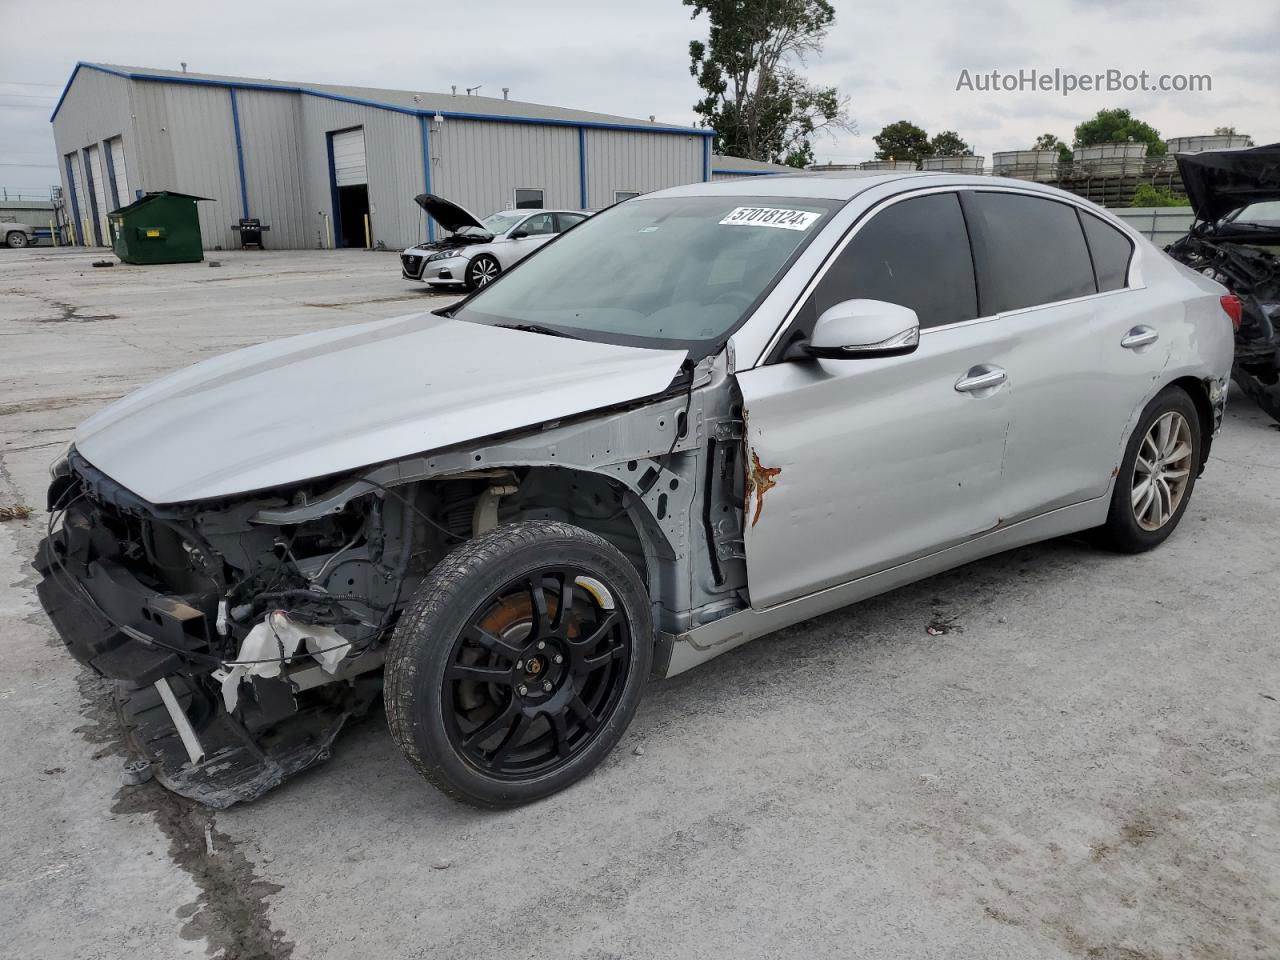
1136,484,1156,523
526,576,550,636
463,701,519,750
448,663,513,685
487,713,533,767
1156,414,1173,456
568,610,618,651
1163,466,1190,481
581,643,627,673
553,575,575,635
1135,455,1155,476
1156,478,1172,524
466,625,523,662
567,693,600,731
549,711,572,758
1165,441,1191,464
1131,478,1152,509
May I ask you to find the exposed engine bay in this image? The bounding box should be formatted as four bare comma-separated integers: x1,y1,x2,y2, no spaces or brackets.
1167,143,1280,421
33,354,751,806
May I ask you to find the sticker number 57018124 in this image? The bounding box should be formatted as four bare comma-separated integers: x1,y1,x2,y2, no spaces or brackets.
718,206,821,231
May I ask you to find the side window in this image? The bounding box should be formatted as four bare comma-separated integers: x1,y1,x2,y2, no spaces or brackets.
966,193,1097,312
1079,212,1133,292
802,192,978,333
555,213,587,233
517,213,555,236
514,188,544,209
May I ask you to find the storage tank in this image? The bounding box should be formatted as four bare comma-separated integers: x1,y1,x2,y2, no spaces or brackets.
922,155,985,174
858,160,918,171
1073,142,1148,177
1165,134,1253,154
991,150,1060,182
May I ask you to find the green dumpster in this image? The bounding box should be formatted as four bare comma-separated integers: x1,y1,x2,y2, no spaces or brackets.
108,191,210,264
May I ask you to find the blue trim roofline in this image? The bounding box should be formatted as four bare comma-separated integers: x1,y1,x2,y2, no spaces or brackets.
53,62,716,139
228,89,250,217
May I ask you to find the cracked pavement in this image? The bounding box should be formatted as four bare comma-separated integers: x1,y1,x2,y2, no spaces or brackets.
1,247,1277,960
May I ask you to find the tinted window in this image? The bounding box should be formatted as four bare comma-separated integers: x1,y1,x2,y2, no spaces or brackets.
514,188,544,209
1080,212,1133,292
518,213,555,236
555,213,587,232
967,193,1096,311
804,192,978,331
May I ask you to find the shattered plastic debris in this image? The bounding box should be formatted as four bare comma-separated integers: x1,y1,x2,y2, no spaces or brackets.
216,610,352,712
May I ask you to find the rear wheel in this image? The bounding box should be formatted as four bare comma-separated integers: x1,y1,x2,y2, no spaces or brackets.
465,254,500,291
1096,386,1201,553
385,520,652,807
6,231,28,249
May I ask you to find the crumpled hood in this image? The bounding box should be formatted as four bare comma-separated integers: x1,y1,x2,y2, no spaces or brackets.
74,314,687,504
1176,143,1280,222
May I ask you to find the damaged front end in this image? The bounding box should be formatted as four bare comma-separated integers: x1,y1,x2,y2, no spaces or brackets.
35,449,426,807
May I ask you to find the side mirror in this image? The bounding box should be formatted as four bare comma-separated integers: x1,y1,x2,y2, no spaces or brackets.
789,299,920,361
509,230,528,239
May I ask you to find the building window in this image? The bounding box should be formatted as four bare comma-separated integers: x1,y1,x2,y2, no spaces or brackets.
615,191,641,203
514,188,544,209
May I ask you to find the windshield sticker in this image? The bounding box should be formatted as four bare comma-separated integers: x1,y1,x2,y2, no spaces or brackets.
719,206,821,231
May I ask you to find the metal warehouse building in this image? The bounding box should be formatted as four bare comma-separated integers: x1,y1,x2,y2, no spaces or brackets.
51,62,717,252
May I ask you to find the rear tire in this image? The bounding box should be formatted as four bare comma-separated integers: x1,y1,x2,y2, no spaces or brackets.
1095,386,1201,553
465,254,500,291
385,520,652,808
6,231,29,249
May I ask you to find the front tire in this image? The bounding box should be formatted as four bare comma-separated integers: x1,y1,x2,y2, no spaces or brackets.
1096,386,1201,553
6,231,29,249
385,520,652,807
465,254,500,291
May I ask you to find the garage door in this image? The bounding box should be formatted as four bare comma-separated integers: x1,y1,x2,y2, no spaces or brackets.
108,137,129,208
331,128,367,186
85,145,110,245
67,152,88,245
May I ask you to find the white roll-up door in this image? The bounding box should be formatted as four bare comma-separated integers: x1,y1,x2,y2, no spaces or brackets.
86,145,110,244
68,153,88,245
331,128,367,186
108,137,129,208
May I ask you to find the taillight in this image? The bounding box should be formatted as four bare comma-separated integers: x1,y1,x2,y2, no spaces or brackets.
1221,294,1242,332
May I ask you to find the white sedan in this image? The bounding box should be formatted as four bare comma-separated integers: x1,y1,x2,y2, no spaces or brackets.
401,194,590,291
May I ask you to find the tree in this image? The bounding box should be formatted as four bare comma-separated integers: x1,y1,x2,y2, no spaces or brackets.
1074,108,1166,157
1131,184,1189,208
686,0,854,165
1032,132,1073,163
929,130,972,157
873,121,931,164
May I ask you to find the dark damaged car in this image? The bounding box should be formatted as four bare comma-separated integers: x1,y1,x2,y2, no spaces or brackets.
36,172,1233,808
1167,143,1280,421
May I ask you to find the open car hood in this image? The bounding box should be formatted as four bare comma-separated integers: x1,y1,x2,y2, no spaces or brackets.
73,314,687,504
1176,143,1280,223
413,193,488,235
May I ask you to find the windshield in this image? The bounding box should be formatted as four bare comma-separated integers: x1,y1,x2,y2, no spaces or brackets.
457,212,525,238
452,195,838,352
1226,200,1280,226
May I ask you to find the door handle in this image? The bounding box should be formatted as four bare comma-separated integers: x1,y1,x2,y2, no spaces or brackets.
1121,326,1159,349
954,365,1007,393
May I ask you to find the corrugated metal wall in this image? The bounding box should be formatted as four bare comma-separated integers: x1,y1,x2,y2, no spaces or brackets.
432,119,579,224
1109,206,1194,248
236,90,308,248
53,67,712,250
51,69,136,245
299,97,425,250
584,129,702,209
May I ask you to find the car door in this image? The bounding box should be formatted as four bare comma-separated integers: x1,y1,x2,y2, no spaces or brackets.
499,212,557,268
736,191,1016,609
961,191,1168,519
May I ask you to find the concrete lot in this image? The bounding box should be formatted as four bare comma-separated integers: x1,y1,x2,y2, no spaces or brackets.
1,247,1277,960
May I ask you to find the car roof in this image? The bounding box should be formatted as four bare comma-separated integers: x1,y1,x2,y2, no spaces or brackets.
493,208,588,217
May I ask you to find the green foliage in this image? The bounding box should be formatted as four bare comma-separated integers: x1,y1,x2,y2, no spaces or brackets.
1032,132,1073,163
929,130,972,157
873,121,931,164
1131,184,1190,208
1074,108,1166,157
686,0,853,164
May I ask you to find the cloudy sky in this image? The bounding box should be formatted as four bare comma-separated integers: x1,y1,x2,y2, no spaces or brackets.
2,0,1276,196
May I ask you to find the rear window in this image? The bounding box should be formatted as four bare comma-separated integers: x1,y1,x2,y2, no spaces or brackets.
966,193,1096,312
1079,212,1133,292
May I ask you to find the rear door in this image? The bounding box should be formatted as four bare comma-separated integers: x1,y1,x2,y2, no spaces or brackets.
500,212,557,267
737,191,1015,608
961,191,1163,519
